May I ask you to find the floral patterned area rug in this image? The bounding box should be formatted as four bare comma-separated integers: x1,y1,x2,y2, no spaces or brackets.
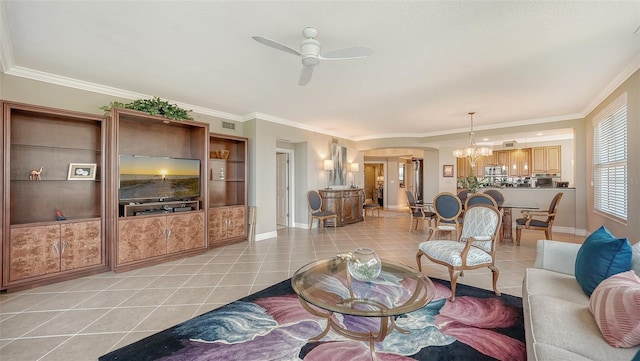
99,278,526,361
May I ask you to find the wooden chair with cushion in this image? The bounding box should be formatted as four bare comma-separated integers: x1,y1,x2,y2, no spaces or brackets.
465,193,498,209
406,190,436,232
515,192,563,245
431,192,463,240
481,188,505,207
417,204,502,302
307,190,337,230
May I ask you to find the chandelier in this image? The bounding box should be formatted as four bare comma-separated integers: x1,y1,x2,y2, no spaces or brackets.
452,112,493,168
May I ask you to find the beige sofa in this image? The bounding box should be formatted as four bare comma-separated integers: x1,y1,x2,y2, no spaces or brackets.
523,239,640,361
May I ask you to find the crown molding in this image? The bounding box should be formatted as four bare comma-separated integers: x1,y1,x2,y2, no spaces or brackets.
352,112,585,142
4,66,243,121
243,112,348,140
583,53,640,117
0,1,15,73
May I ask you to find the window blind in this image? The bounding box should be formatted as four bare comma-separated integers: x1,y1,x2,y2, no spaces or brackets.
593,93,627,221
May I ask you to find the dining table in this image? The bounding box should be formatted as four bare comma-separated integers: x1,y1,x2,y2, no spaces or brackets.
419,199,538,246
498,202,539,245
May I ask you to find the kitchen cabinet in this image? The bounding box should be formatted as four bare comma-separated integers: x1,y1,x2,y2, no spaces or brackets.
319,189,364,226
509,149,531,177
546,146,561,173
531,146,561,173
493,151,510,169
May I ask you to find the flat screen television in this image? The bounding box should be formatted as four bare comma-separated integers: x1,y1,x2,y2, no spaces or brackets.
119,154,200,202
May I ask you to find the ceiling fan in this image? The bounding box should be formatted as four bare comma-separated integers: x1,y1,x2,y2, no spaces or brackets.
252,27,374,86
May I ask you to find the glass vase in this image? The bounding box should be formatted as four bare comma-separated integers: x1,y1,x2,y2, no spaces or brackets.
347,248,381,281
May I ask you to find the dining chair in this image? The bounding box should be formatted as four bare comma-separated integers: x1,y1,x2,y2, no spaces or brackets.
465,193,498,209
307,190,337,230
416,204,502,302
515,192,563,245
456,189,470,207
481,188,505,207
431,192,463,240
406,190,436,232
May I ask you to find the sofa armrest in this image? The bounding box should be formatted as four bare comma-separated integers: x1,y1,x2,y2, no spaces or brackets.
533,239,582,276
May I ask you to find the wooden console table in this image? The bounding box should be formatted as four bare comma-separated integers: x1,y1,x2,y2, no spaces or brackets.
319,189,365,227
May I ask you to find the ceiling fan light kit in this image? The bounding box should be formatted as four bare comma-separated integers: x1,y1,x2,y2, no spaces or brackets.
253,27,374,86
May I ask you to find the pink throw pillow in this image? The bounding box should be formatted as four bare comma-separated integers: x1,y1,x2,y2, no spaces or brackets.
589,270,640,348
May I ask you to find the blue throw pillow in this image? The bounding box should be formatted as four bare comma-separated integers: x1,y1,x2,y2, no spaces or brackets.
574,226,632,296
633,349,640,361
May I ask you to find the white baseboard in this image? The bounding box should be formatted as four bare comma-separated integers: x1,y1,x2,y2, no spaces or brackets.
254,231,278,242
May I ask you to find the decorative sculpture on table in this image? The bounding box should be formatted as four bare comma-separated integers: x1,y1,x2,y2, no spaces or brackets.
55,210,67,221
29,167,43,180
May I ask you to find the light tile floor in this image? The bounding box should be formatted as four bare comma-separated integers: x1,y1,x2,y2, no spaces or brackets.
0,213,584,360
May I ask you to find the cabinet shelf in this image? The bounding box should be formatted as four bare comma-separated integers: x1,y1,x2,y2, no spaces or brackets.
11,143,101,152
11,179,101,182
208,133,247,246
11,217,102,227
3,101,108,291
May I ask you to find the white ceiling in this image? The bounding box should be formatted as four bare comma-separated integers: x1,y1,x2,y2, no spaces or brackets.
1,1,639,141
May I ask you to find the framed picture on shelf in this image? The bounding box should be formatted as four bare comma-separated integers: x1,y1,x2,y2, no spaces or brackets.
68,163,97,180
443,164,454,177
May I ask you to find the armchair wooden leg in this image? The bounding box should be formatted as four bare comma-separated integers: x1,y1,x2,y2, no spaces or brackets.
416,252,423,272
515,227,522,246
449,269,461,303
545,228,551,240
489,265,501,297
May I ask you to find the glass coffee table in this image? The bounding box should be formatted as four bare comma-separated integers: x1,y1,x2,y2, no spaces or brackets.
291,257,435,360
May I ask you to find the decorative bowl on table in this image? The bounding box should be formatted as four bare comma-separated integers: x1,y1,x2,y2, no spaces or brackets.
217,150,230,159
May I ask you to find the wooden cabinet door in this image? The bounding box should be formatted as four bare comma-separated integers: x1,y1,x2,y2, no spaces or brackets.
509,149,531,176
531,147,546,173
226,206,246,239
475,156,488,177
60,220,102,271
208,207,229,243
521,148,531,176
319,190,342,226
342,192,360,224
546,146,561,173
118,217,166,264
9,225,61,282
456,158,470,178
167,212,206,254
494,151,509,168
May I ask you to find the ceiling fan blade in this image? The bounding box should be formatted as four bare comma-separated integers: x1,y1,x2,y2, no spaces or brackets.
319,47,374,60
252,36,302,57
298,66,314,86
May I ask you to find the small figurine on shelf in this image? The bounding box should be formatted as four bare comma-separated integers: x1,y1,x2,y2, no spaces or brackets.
29,167,44,180
219,167,225,180
55,210,67,221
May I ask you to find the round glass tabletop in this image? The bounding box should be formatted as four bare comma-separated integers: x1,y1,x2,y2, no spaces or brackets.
291,257,434,317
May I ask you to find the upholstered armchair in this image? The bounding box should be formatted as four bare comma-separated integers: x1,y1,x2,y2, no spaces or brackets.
416,204,502,302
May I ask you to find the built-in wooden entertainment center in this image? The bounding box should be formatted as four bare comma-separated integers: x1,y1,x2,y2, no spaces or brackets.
1,101,248,291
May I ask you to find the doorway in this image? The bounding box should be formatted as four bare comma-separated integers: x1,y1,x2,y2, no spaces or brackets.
276,149,293,227
364,163,384,207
